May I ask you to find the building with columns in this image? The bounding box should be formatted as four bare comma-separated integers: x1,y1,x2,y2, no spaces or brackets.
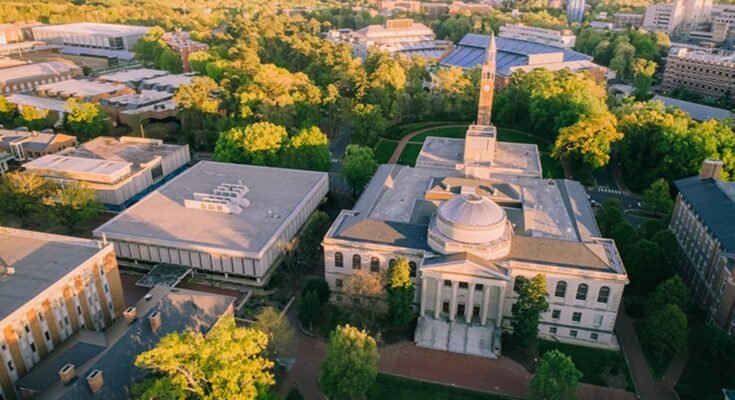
0,228,125,400
323,34,628,358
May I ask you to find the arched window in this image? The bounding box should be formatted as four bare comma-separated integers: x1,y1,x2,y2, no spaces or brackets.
352,254,361,269
597,286,610,303
370,257,380,272
576,284,588,301
409,261,417,278
554,281,567,298
334,252,343,268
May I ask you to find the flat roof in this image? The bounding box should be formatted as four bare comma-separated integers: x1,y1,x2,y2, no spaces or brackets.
31,23,149,37
142,74,194,89
37,79,127,97
652,95,734,121
0,60,80,85
95,161,329,256
0,228,104,322
23,155,132,183
97,68,170,84
0,129,75,150
4,93,69,113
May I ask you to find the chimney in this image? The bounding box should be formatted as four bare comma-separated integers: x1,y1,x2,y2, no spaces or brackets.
58,363,75,385
86,369,103,394
149,311,161,332
699,159,724,180
123,306,137,325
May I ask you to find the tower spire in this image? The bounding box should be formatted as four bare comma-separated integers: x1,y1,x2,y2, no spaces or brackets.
476,33,497,126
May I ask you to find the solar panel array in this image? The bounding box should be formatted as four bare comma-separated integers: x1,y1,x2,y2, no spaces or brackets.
440,34,593,75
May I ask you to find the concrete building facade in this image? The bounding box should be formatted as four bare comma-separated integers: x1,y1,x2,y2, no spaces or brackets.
499,23,576,49
0,130,77,162
671,160,735,338
643,0,714,33
23,136,190,208
567,0,587,23
661,48,735,102
613,13,645,29
0,228,125,400
0,60,81,95
31,23,149,51
324,36,627,358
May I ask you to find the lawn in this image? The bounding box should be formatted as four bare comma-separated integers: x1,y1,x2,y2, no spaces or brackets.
374,139,398,164
538,340,633,391
397,143,423,166
367,374,512,400
409,125,468,143
383,121,467,140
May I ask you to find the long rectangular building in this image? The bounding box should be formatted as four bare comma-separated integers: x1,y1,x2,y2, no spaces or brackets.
0,60,81,95
31,23,149,51
0,228,125,400
661,48,735,103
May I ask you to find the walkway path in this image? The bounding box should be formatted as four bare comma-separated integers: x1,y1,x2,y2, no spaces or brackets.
660,350,689,392
387,124,467,163
615,307,678,400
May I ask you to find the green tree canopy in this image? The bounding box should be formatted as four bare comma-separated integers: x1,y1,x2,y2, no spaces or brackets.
253,306,295,360
133,26,183,73
552,113,622,169
134,316,274,400
641,304,688,361
319,325,378,399
632,58,657,100
595,198,625,236
0,171,52,227
45,181,102,233
0,95,15,126
16,106,51,131
386,257,415,328
301,277,331,305
64,98,108,141
511,274,550,348
282,126,331,171
642,178,673,215
529,350,583,400
214,122,288,166
341,145,378,196
646,276,692,316
350,103,386,147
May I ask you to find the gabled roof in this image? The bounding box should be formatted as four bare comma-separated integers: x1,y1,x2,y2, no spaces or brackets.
508,235,613,272
421,252,510,280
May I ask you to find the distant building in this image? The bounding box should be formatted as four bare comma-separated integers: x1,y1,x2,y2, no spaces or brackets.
15,286,234,400
661,48,735,102
0,228,125,400
139,73,195,93
643,0,715,33
652,95,734,121
4,94,70,126
94,161,329,285
162,31,209,73
590,21,615,30
449,1,494,15
0,22,42,45
99,90,176,131
613,13,645,29
35,79,135,102
567,0,586,23
379,0,422,15
328,19,452,60
23,136,190,208
31,23,149,51
712,7,735,43
0,59,82,95
671,160,735,338
499,23,576,49
0,129,77,162
440,34,605,89
422,2,451,18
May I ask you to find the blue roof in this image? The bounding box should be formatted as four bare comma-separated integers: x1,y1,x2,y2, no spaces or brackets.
440,34,593,75
674,176,735,254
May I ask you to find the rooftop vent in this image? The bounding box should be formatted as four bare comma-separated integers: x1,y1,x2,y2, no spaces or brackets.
59,363,75,385
149,311,161,332
123,306,137,325
144,294,153,301
184,181,250,214
86,369,103,393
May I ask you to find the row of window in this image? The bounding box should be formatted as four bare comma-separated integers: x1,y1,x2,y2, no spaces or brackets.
513,278,611,303
547,326,600,341
333,252,417,277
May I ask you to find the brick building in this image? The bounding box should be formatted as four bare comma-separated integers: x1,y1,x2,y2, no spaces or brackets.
661,48,735,102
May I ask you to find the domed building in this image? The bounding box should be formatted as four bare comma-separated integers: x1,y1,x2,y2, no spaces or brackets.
322,35,628,358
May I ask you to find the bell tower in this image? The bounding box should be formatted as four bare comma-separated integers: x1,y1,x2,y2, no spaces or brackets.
476,33,497,127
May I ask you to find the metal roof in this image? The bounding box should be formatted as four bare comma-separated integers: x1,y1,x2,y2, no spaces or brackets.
674,176,735,253
652,95,734,122
440,34,593,75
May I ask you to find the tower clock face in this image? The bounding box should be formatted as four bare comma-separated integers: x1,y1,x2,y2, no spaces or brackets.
483,85,491,92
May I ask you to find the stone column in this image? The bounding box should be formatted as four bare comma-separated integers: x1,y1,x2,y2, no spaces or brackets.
496,285,506,328
434,278,442,319
466,283,476,324
420,277,428,317
449,281,459,322
480,284,491,326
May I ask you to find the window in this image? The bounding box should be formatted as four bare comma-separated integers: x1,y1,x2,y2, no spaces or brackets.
444,280,452,287
150,164,164,181
570,330,578,338
7,360,14,372
352,254,361,269
594,315,603,327
370,257,380,273
77,306,82,315
334,252,343,268
459,282,468,289
24,325,30,333
597,286,610,303
572,312,582,323
104,283,109,293
30,343,36,353
549,327,557,334
409,261,417,278
551,309,561,320
590,333,599,341
335,279,343,288
576,284,588,301
44,331,50,341
476,284,484,291
555,281,567,298
38,312,44,322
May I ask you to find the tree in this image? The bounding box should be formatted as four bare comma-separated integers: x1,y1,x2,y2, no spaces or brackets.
610,222,638,254
646,276,692,316
386,257,415,328
341,145,378,196
642,178,673,215
350,103,386,147
214,122,288,166
529,350,583,400
623,238,672,293
157,47,184,74
133,26,183,73
552,113,622,169
632,58,657,100
282,126,331,171
134,316,274,400
511,274,550,348
319,325,378,400
301,277,331,305
0,172,52,227
64,99,107,141
0,95,16,126
45,181,102,233
298,290,321,330
253,306,295,360
343,269,385,328
595,198,624,236
174,76,221,148
16,106,51,131
641,304,688,361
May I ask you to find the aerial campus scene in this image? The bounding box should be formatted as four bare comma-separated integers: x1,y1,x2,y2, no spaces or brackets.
0,0,734,399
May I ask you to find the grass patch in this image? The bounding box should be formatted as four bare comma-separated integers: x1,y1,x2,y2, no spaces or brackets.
540,155,565,179
538,340,633,391
397,143,423,166
368,374,511,400
409,125,469,142
497,128,550,146
383,121,467,140
374,139,398,164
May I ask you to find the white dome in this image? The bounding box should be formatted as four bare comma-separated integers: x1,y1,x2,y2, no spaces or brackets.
437,194,505,228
